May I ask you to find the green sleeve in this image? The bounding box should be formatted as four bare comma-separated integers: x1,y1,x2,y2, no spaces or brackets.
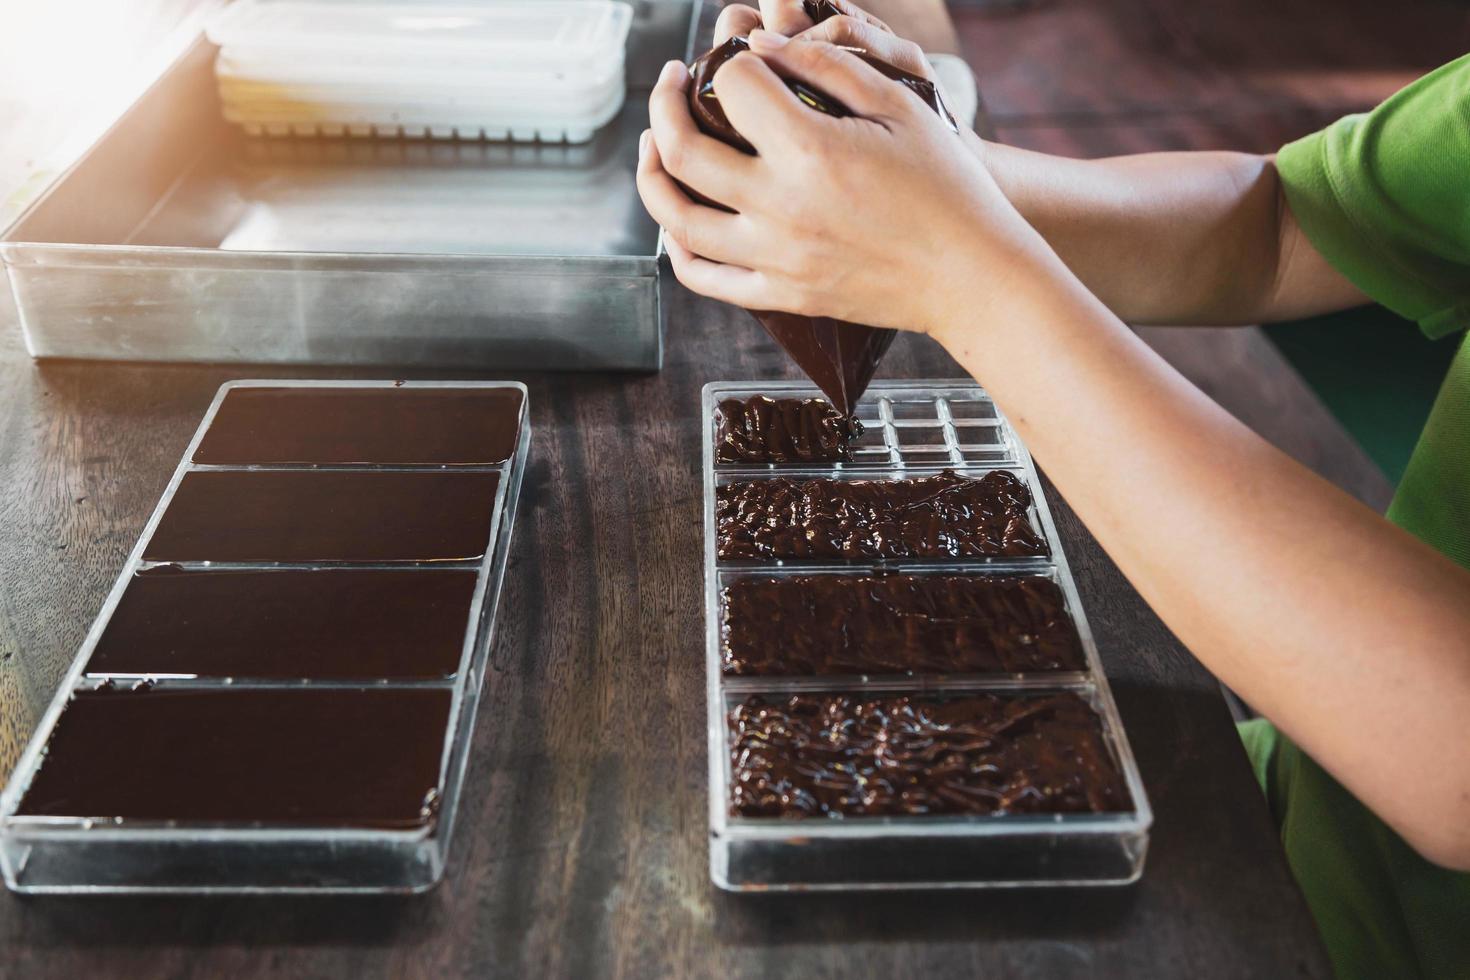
1276,54,1470,339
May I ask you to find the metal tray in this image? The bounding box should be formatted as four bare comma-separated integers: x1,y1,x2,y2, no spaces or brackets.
0,380,530,894
702,380,1152,891
0,1,707,371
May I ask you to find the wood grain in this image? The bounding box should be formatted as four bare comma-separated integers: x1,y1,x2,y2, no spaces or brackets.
0,0,1356,975
0,283,1329,978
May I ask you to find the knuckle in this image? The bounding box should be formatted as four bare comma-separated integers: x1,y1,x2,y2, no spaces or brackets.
820,14,863,44
801,40,847,71
658,131,689,177
669,209,697,253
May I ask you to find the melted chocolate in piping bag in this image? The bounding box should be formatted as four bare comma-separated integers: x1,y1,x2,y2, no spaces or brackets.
686,27,956,417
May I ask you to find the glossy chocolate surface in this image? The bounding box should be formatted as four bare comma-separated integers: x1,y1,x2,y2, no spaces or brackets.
686,29,961,416
751,313,896,420
715,395,861,464
87,566,479,679
688,35,953,156
193,386,524,466
716,469,1047,561
728,692,1129,818
721,574,1084,675
16,687,451,828
143,470,500,563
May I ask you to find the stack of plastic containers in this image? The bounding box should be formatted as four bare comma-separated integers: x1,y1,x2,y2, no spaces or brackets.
206,0,635,142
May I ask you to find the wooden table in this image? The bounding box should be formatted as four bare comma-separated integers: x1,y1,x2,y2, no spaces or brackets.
0,291,1329,978
0,1,1330,977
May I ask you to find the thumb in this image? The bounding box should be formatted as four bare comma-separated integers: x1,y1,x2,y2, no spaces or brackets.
747,29,909,120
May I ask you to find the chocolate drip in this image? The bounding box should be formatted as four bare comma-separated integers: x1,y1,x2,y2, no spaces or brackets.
715,395,862,464
721,574,1084,675
686,30,954,416
728,693,1130,818
715,469,1048,561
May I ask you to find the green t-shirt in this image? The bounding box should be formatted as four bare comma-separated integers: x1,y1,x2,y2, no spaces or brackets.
1250,53,1470,980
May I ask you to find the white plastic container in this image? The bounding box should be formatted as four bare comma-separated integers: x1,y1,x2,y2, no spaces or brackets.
206,1,635,143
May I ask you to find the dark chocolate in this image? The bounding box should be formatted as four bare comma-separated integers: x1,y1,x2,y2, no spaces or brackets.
143,470,500,563
687,29,959,416
688,35,954,158
721,574,1084,675
715,395,862,464
193,386,524,466
728,692,1129,818
749,314,897,422
86,566,478,679
715,469,1047,561
16,687,451,828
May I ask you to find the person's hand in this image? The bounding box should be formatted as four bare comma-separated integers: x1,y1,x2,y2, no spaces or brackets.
713,1,934,81
637,31,1039,338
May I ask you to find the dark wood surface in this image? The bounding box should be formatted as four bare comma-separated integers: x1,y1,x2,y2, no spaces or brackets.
0,0,1404,974
0,281,1330,978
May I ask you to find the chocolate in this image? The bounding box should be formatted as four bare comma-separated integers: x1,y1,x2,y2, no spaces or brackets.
86,566,478,679
687,26,957,417
715,469,1047,561
721,574,1084,675
193,386,524,466
143,470,500,563
715,395,862,464
728,692,1129,818
16,687,451,828
688,36,954,158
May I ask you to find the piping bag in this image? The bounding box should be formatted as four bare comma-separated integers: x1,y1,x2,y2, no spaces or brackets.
685,1,957,417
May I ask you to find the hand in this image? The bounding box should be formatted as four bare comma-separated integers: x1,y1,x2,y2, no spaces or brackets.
638,31,1036,337
713,1,934,81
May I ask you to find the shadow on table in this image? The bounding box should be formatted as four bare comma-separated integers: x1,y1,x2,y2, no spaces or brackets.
713,883,1139,948
9,891,436,949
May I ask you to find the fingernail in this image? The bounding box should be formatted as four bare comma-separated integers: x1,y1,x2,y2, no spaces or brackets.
748,28,789,51
659,59,687,84
638,129,650,157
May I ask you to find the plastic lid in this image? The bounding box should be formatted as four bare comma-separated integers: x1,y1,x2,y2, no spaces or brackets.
207,0,633,67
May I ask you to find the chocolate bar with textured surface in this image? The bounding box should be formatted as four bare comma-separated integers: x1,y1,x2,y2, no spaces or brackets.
728,692,1129,818
714,395,861,464
716,469,1047,560
721,573,1084,675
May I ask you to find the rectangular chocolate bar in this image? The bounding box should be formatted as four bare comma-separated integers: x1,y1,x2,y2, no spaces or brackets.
714,395,860,465
716,469,1047,561
16,687,452,829
86,567,479,680
143,470,500,563
728,692,1129,819
720,574,1085,676
193,386,524,466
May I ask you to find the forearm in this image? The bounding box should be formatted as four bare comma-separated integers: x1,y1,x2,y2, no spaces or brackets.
974,136,1339,325
932,218,1470,868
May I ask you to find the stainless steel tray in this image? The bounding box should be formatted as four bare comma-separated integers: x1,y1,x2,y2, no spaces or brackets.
0,1,707,371
702,380,1152,891
0,380,530,894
